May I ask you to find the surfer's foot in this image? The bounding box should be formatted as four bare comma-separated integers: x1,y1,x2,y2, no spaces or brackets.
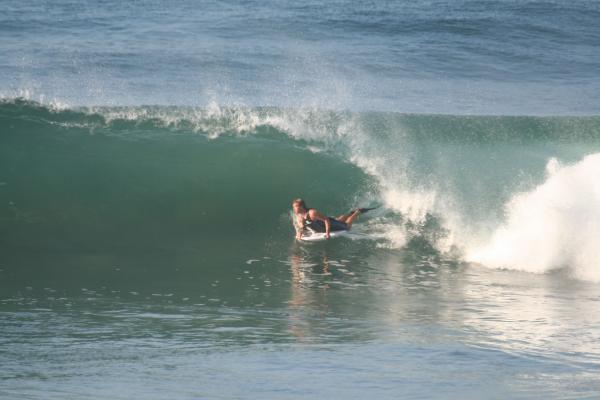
351,207,376,214
348,208,361,216
340,207,376,224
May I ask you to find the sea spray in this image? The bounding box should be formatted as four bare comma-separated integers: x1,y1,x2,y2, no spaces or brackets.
467,154,600,281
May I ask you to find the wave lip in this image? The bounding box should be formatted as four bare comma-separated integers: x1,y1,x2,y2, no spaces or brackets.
467,154,600,282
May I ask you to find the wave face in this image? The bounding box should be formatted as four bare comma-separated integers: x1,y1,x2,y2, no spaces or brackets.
2,99,600,280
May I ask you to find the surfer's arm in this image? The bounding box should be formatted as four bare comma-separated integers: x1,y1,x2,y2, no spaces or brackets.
295,215,304,240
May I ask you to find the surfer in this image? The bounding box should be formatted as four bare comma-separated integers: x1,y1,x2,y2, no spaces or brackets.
292,198,373,240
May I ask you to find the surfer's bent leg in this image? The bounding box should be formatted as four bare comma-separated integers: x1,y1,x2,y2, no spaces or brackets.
336,213,352,222
343,209,362,229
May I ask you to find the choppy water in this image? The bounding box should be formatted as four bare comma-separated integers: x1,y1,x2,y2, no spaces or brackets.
2,0,600,114
2,1,600,398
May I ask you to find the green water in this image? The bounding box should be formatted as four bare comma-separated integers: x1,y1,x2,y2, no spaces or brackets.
2,100,600,399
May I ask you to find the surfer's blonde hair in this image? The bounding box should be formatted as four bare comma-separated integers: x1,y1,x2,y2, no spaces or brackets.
291,198,307,210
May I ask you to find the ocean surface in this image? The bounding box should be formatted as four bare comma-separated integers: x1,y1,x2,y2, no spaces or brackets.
2,1,600,399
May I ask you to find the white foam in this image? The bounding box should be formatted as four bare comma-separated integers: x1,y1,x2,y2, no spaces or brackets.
0,89,71,110
467,153,600,281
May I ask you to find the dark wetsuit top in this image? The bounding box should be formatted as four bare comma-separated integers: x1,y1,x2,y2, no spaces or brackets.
304,208,348,233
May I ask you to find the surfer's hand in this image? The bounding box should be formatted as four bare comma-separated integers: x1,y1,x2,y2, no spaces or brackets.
325,232,330,240
295,232,302,240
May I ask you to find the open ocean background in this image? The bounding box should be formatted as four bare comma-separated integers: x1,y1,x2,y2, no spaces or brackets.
2,1,600,398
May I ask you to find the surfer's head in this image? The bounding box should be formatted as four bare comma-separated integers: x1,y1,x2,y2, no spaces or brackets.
292,198,307,214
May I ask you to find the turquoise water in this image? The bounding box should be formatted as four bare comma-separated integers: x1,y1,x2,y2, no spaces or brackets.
2,1,600,398
2,101,600,398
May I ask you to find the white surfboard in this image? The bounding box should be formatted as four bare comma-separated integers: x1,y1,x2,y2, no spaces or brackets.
299,230,350,242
